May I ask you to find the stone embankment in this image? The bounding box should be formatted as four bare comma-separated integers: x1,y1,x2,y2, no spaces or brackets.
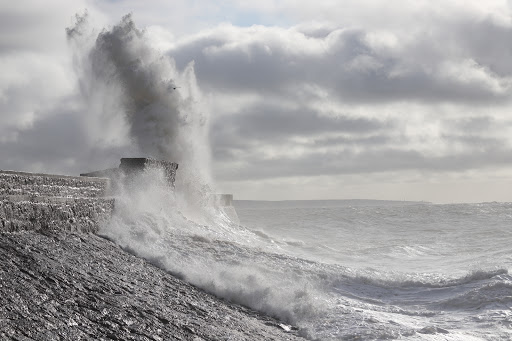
0,170,302,340
0,171,113,233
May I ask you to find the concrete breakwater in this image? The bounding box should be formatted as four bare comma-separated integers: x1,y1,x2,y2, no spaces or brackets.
0,167,299,340
0,171,114,234
0,157,237,233
0,158,180,233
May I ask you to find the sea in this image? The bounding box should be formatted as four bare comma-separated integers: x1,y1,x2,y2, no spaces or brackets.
99,176,512,340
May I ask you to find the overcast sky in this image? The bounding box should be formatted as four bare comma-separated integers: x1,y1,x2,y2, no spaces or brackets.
2,0,512,203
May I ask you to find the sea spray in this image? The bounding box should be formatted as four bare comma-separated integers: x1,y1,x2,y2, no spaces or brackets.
99,169,324,337
67,13,214,221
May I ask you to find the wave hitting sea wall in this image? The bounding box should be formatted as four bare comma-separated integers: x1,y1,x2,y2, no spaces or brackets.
0,170,302,340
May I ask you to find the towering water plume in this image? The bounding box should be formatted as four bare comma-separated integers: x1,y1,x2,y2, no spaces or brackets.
67,14,214,219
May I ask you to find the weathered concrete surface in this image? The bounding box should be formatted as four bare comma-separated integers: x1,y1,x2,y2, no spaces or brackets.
0,198,114,234
0,230,304,341
0,171,114,234
0,171,109,198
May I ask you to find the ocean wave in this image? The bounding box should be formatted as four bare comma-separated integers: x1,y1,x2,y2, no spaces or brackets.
337,267,510,290
435,281,512,310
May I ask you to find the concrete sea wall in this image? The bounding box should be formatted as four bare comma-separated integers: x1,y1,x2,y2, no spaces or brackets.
0,170,301,340
0,169,239,233
0,171,114,233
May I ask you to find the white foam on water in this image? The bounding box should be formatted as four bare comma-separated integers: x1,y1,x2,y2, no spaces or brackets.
99,176,512,339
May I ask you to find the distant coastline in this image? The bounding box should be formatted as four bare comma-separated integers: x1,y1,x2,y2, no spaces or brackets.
234,199,431,209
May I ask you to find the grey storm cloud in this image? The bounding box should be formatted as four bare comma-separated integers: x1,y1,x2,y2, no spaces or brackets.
213,111,510,180
217,145,512,181
169,18,512,104
0,101,133,175
210,102,391,163
445,116,494,133
214,103,385,140
450,17,512,76
3,1,512,201
158,14,512,189
0,106,86,173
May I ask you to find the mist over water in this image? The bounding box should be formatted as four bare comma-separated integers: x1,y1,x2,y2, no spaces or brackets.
67,14,512,340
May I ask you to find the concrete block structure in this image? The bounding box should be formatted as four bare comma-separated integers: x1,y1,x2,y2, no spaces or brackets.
81,158,179,190
119,158,179,187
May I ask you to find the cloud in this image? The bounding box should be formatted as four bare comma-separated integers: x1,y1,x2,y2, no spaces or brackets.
0,100,132,175
170,21,512,104
160,9,512,199
216,102,384,140
3,0,512,201
216,143,512,182
0,1,92,144
210,101,391,169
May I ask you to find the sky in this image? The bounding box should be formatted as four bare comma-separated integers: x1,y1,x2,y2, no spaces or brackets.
2,0,512,203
